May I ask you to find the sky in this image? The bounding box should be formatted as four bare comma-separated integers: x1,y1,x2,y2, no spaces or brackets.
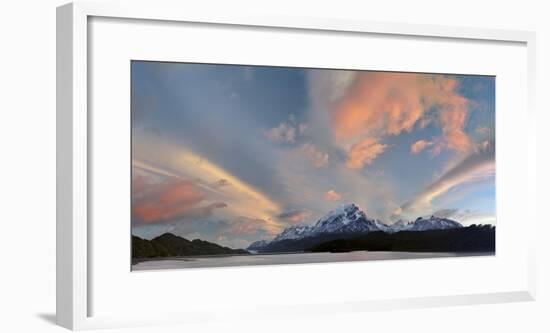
131,61,496,249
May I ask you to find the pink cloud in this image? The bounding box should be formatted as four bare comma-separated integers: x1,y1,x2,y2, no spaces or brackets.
330,72,471,156
132,178,226,224
439,96,470,152
410,139,433,154
346,138,387,170
324,190,343,201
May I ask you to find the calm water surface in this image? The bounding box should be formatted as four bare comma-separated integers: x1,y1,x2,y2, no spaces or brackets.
132,251,492,271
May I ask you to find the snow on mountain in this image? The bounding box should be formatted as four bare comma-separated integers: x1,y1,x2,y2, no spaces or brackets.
246,203,464,251
389,219,412,232
247,239,270,250
272,224,314,242
373,219,393,233
313,203,380,234
407,216,463,231
265,203,379,244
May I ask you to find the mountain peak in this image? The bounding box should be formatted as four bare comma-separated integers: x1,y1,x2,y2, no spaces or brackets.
341,202,359,209
334,202,360,214
153,232,187,242
313,203,377,234
408,215,463,231
321,202,364,221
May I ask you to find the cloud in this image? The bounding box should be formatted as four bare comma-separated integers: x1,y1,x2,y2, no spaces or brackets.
323,190,342,201
265,122,296,143
307,70,358,106
191,202,228,217
132,139,283,233
212,178,230,188
132,178,228,224
327,72,471,153
132,175,148,194
346,138,387,169
439,98,470,152
301,143,329,168
265,115,308,145
399,141,495,217
277,209,313,223
432,208,495,226
228,216,270,235
431,208,460,218
410,139,434,154
476,140,491,153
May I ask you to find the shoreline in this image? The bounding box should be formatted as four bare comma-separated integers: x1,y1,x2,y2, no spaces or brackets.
132,250,495,265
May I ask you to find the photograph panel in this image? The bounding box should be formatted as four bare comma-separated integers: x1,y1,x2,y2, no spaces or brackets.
131,61,495,270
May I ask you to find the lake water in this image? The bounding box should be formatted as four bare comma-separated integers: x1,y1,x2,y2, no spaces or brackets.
132,251,492,271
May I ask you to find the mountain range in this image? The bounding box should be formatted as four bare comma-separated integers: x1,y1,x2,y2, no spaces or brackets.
132,203,493,259
248,203,464,253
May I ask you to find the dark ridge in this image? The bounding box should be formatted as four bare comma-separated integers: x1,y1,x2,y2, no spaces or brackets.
257,232,371,253
132,233,249,258
309,225,495,253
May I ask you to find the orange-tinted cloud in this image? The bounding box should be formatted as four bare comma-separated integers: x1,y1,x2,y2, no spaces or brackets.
439,94,470,152
410,139,433,154
346,138,387,169
132,178,226,224
332,73,422,140
131,141,283,232
331,72,471,154
323,190,342,201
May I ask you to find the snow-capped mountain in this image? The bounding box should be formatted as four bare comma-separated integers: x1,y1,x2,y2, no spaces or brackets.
246,203,463,252
406,216,463,231
271,203,380,243
313,203,380,234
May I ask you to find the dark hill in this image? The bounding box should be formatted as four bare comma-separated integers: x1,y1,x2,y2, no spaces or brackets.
132,233,249,258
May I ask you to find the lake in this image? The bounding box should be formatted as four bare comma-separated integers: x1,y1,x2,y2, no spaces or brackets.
132,251,492,271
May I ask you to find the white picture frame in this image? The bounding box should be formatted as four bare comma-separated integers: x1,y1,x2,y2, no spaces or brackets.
57,1,537,330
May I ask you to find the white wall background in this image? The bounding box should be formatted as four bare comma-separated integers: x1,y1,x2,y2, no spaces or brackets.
0,0,547,332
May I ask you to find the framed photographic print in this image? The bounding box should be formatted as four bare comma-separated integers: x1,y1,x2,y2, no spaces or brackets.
57,1,537,330
130,61,497,271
